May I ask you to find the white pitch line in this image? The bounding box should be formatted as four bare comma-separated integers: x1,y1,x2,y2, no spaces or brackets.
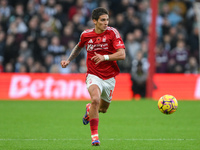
0,138,197,141
105,139,197,141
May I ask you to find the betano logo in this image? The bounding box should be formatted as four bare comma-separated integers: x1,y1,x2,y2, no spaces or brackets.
9,75,90,99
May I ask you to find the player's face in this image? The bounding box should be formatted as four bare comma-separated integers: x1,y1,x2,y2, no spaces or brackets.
94,14,109,33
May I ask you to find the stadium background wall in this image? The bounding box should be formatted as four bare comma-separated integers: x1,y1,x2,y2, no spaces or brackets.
0,73,199,100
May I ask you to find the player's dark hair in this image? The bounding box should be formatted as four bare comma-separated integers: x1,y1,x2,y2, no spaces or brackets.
92,7,109,20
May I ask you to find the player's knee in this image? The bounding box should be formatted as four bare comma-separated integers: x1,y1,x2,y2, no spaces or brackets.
91,97,100,107
99,108,107,113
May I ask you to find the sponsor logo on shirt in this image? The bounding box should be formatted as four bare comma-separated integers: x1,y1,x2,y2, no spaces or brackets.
116,41,124,46
87,43,108,51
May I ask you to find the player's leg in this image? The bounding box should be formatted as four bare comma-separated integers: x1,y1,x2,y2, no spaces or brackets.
88,84,101,119
99,98,110,113
83,74,103,125
88,84,101,146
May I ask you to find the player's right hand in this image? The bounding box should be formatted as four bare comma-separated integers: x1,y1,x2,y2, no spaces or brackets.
60,60,70,68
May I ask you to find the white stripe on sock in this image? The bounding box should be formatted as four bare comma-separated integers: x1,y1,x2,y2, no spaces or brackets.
91,134,98,138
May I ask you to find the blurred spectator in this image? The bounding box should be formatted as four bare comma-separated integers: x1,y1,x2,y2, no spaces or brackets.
140,40,148,58
25,15,40,50
8,17,28,34
168,40,189,73
132,51,149,75
168,0,187,16
44,54,54,72
15,40,32,72
50,64,60,73
11,3,24,18
117,49,132,73
72,13,86,39
60,24,76,47
26,56,34,72
99,1,109,11
160,3,170,18
155,44,169,73
34,36,48,63
25,0,38,20
57,0,74,14
4,62,13,72
15,54,25,72
168,27,178,49
40,13,62,37
48,35,65,64
188,25,199,61
30,61,45,73
131,51,149,96
70,62,79,73
0,0,13,31
84,0,98,14
18,63,28,73
3,34,18,65
125,32,140,61
54,4,67,26
133,28,144,43
167,6,183,27
161,17,171,37
122,6,137,37
114,0,130,15
137,0,150,30
0,31,5,62
162,34,172,51
185,56,198,74
44,0,57,16
68,0,90,24
19,40,32,59
114,13,128,39
131,61,147,98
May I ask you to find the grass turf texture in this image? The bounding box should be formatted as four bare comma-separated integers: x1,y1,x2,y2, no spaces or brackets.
0,100,199,150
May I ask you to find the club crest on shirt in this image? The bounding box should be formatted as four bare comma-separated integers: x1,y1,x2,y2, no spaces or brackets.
102,36,106,42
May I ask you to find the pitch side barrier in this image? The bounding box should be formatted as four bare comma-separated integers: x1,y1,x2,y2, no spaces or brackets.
152,74,200,100
0,73,132,100
0,73,199,100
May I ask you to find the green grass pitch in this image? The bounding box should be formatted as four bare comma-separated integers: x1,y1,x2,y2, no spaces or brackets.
0,100,200,150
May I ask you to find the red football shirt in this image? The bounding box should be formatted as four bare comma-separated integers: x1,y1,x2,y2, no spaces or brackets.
78,27,125,80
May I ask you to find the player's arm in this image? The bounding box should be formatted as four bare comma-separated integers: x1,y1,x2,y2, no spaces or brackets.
91,48,126,64
61,44,82,68
107,48,126,61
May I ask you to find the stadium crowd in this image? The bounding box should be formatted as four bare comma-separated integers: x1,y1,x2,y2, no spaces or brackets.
0,0,199,76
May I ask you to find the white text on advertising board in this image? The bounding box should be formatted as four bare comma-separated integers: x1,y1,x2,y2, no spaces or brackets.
9,75,90,99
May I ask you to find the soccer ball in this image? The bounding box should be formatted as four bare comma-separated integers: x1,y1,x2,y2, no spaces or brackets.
158,94,178,115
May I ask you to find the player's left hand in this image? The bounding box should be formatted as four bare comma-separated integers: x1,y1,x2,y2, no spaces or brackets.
91,52,105,64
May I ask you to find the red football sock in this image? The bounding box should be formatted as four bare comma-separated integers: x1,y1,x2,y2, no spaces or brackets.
90,118,99,136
